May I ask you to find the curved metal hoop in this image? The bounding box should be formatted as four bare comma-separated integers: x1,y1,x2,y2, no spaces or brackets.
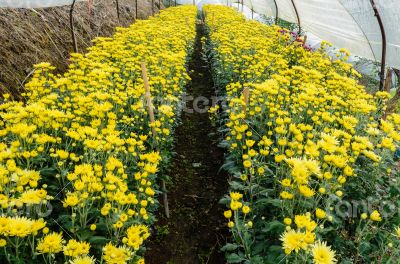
273,0,278,24
370,0,387,91
291,0,301,34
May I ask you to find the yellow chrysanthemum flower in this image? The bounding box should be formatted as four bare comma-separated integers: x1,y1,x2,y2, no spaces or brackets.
102,243,132,264
37,232,64,254
280,229,308,254
63,239,91,257
315,208,326,219
370,210,382,222
124,225,150,250
70,256,96,264
395,226,400,238
311,240,337,264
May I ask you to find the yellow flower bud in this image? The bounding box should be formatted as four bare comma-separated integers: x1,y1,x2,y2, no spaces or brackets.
283,218,292,225
224,210,232,218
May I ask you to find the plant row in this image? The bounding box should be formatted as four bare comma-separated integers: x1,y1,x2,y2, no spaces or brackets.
204,5,400,264
0,6,196,264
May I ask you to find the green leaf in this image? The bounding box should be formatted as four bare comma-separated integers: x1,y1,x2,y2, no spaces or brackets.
359,241,372,254
221,243,239,251
88,236,109,245
255,198,282,208
298,199,314,209
341,259,354,264
40,167,57,177
262,220,285,234
79,230,94,241
226,253,245,263
230,181,245,190
267,245,283,254
219,196,231,205
249,256,264,264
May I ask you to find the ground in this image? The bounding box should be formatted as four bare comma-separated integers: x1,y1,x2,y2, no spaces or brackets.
145,21,229,264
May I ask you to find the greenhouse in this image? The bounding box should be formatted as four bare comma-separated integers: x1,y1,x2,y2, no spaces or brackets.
0,0,399,263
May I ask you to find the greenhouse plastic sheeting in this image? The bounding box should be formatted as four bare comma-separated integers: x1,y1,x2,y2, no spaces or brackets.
178,0,224,9
179,0,400,69
0,0,86,8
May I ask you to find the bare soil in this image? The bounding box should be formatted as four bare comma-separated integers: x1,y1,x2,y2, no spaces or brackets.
145,21,229,264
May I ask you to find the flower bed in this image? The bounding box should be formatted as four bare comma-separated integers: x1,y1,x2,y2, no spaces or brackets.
204,5,400,264
0,6,196,264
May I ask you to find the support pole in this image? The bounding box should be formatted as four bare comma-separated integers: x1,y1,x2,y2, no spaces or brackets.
383,69,400,116
273,0,279,25
370,0,387,91
395,69,400,84
291,0,301,34
243,87,249,114
135,0,138,20
116,0,120,22
69,0,78,53
141,61,170,219
384,68,393,92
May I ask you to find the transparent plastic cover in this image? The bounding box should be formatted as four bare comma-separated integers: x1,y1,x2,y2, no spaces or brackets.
182,0,400,68
0,0,86,8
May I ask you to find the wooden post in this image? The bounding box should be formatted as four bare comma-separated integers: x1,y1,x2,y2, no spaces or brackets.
135,0,138,20
152,0,154,15
116,0,120,23
243,87,249,114
394,69,400,84
384,68,393,92
141,61,156,130
251,8,254,19
384,69,400,115
141,61,170,219
69,0,78,53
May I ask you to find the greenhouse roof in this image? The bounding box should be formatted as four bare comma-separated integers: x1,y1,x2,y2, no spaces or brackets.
181,0,400,69
0,0,86,8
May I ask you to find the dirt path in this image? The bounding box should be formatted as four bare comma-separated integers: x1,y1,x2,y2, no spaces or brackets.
145,21,228,264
